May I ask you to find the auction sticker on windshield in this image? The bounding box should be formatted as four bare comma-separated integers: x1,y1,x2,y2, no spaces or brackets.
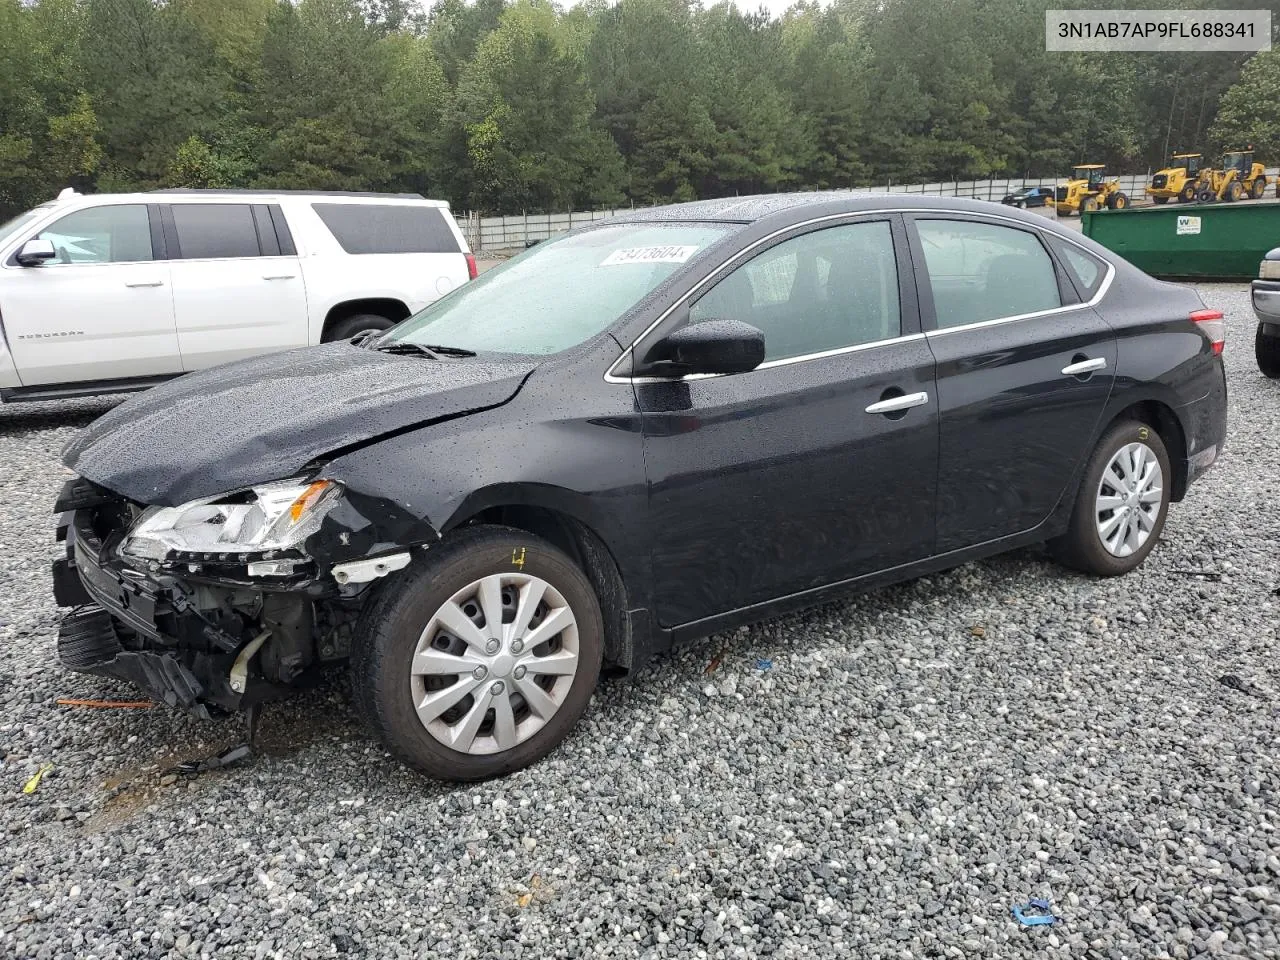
601,245,700,266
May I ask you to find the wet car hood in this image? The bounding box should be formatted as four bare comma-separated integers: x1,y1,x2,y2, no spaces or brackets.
64,343,537,506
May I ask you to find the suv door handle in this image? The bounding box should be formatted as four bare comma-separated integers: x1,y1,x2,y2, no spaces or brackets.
865,391,930,415
125,280,164,288
263,274,296,281
1061,357,1107,377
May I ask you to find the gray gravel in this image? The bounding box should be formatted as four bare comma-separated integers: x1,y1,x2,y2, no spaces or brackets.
2,284,1279,959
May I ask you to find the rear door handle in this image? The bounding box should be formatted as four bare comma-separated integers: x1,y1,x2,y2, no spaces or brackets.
263,274,296,281
125,280,164,288
865,391,930,415
1061,357,1107,376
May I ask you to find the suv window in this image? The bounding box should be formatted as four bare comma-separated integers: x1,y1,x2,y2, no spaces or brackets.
171,204,262,259
1047,235,1106,299
36,205,153,264
916,219,1061,329
689,221,900,362
312,203,461,255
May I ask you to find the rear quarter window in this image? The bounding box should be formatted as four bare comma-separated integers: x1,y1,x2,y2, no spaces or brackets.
312,204,460,255
1047,234,1108,300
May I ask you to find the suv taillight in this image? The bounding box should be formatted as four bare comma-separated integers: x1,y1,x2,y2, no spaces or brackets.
1190,308,1225,355
465,253,478,281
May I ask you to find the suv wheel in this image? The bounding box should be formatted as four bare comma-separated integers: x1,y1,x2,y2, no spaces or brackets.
350,526,604,781
1258,327,1280,379
324,313,396,343
1051,420,1171,576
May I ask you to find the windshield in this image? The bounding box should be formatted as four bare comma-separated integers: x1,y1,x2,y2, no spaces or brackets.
1073,167,1104,184
0,204,53,246
384,222,733,356
1223,152,1248,172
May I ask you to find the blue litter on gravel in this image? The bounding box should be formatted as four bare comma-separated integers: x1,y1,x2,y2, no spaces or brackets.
755,658,773,671
1011,898,1058,926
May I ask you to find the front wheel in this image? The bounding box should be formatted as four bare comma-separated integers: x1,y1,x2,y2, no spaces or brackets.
1258,327,1280,379
1153,196,1169,205
350,526,604,781
1050,420,1171,576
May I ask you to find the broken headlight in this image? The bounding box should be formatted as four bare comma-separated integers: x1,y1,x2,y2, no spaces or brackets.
121,480,342,562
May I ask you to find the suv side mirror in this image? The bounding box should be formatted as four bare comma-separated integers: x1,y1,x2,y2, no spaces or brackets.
16,238,56,266
642,318,765,377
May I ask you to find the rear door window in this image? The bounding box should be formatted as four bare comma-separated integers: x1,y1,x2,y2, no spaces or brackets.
312,203,460,254
914,219,1061,329
171,204,262,259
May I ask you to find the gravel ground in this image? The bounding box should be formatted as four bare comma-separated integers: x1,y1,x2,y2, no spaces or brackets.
2,285,1278,960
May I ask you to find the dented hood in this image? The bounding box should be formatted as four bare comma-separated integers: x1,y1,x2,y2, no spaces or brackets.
64,343,536,506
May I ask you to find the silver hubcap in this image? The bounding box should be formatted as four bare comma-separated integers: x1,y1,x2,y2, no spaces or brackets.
410,573,579,755
1095,441,1163,558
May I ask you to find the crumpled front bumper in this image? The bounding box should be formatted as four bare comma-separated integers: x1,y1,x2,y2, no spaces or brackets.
54,508,258,718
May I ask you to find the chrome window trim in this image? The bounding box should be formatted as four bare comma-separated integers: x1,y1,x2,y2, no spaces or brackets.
603,207,1117,384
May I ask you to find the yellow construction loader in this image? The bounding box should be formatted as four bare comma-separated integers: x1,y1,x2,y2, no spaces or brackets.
1053,164,1130,215
1146,153,1204,204
1196,149,1269,202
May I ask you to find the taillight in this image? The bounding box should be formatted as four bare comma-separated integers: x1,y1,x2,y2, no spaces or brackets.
1190,308,1225,355
465,253,478,281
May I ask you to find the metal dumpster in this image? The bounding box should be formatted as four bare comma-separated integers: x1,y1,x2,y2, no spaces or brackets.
1081,202,1280,280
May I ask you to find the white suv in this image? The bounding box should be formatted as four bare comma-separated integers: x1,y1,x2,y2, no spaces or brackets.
0,189,475,401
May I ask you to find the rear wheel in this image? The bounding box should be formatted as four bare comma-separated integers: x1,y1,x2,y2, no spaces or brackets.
1251,177,1267,200
350,526,604,781
1226,181,1244,202
1107,192,1129,210
1258,327,1280,379
1153,196,1169,205
1051,420,1171,576
323,313,396,343
1080,197,1098,214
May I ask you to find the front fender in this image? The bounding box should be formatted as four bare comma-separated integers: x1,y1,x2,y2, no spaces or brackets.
316,386,650,599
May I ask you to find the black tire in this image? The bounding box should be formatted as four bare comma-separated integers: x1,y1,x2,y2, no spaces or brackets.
1257,327,1280,379
1107,192,1129,210
1179,183,1197,203
1226,181,1244,202
1251,177,1266,200
349,525,604,781
1080,197,1098,214
1050,419,1172,577
1153,196,1169,205
323,313,396,343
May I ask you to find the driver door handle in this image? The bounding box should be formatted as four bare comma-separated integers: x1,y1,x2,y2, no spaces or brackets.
1061,357,1107,376
263,274,296,281
865,391,930,415
125,280,164,288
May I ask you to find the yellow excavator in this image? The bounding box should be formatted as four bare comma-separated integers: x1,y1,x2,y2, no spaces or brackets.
1053,164,1130,216
1196,149,1269,202
1146,153,1205,204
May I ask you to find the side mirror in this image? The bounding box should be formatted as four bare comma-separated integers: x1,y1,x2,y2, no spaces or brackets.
16,238,56,267
642,318,765,377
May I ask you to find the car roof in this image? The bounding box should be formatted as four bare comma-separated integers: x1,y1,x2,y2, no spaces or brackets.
44,188,450,208
608,191,1064,226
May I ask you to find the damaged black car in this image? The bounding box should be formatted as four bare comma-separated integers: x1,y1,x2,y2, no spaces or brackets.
55,193,1227,781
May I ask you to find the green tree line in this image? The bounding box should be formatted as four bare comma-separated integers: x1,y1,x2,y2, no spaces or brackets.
2,0,1278,217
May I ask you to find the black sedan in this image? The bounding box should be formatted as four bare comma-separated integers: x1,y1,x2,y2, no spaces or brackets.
1001,186,1054,208
54,193,1227,781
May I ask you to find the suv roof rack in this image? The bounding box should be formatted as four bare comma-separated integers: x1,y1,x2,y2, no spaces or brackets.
149,189,427,199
